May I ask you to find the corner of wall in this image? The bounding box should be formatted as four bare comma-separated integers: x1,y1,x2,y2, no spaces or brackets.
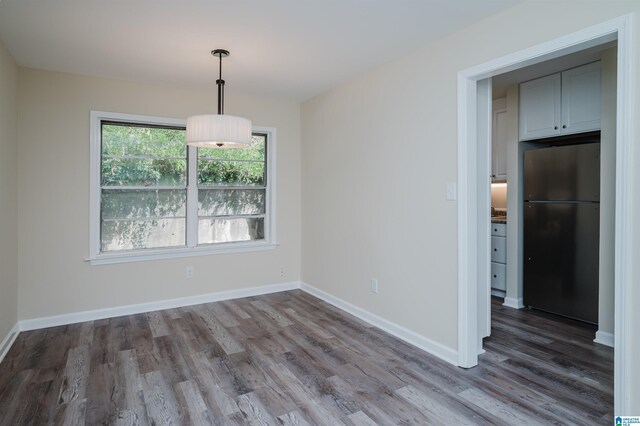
0,38,19,351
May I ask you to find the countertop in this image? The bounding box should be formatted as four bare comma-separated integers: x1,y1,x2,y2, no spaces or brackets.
491,215,507,224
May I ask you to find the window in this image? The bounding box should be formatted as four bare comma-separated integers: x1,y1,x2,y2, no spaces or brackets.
100,122,188,251
197,135,267,244
89,112,276,264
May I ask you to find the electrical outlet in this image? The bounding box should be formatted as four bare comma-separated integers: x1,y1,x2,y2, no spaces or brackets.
371,278,379,294
280,267,284,277
186,266,194,279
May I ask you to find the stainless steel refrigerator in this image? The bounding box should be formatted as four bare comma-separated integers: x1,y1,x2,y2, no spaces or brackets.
523,142,600,324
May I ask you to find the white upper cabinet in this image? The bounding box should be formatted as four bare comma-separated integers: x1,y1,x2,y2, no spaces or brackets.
492,98,508,180
561,62,602,135
519,61,601,141
519,73,562,140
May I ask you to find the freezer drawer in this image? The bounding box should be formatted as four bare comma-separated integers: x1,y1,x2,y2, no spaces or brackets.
523,201,599,324
491,236,506,263
491,262,506,291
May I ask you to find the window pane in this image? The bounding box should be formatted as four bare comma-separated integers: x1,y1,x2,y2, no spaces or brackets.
198,160,265,186
102,158,186,186
198,135,265,161
198,189,265,216
198,218,264,244
101,218,186,251
101,189,186,220
102,124,186,158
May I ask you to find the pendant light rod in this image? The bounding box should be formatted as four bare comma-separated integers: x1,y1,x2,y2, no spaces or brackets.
212,49,229,115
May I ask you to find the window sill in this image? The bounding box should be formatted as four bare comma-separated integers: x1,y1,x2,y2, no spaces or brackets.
87,240,278,265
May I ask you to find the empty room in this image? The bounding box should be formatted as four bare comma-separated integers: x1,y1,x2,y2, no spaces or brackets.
1,0,639,424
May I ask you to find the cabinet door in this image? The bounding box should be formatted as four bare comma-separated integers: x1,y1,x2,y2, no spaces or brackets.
492,104,508,179
491,262,507,291
490,236,507,263
491,223,507,237
519,73,561,141
561,62,601,135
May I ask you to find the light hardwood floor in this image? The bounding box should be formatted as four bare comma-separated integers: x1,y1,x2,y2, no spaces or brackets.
0,291,613,425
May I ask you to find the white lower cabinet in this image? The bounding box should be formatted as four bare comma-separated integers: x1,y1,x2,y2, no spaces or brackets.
490,223,507,294
491,262,506,291
491,235,506,263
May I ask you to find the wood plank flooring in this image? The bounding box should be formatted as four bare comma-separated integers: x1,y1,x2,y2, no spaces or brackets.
0,291,613,425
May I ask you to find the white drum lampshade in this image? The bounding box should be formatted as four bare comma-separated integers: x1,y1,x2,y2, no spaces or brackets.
186,114,252,148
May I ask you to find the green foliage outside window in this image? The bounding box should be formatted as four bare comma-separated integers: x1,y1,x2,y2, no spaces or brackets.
99,123,267,252
102,124,187,186
198,135,266,186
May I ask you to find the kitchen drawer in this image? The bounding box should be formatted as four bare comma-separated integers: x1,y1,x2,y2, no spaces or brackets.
491,222,507,237
491,236,507,263
491,262,506,291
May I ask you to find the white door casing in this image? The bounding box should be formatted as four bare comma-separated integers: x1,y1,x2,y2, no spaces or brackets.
456,15,633,415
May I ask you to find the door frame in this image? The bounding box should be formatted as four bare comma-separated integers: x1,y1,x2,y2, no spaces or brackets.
456,14,633,415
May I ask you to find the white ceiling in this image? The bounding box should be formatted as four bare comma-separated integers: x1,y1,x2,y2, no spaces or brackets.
0,0,523,102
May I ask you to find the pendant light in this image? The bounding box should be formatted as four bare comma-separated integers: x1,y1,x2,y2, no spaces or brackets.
186,49,252,148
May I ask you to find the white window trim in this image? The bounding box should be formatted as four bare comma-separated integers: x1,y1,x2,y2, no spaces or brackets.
88,111,277,265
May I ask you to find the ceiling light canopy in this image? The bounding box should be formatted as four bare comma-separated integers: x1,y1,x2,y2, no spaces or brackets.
186,49,252,148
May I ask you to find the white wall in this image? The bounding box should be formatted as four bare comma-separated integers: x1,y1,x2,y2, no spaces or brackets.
302,62,460,349
0,40,18,344
16,68,301,320
301,0,640,410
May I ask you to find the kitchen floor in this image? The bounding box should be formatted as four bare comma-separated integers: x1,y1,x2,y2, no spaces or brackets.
483,297,613,423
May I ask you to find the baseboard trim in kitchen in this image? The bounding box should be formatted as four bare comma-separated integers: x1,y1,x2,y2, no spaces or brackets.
300,282,459,366
503,297,524,309
490,289,506,298
594,330,614,348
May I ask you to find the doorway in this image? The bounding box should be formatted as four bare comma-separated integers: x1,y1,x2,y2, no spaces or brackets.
456,15,633,415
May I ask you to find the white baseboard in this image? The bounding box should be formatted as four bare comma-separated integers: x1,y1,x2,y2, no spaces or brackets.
19,281,300,331
503,297,524,309
0,322,20,364
299,282,458,366
594,330,614,348
490,289,506,298
14,280,459,369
